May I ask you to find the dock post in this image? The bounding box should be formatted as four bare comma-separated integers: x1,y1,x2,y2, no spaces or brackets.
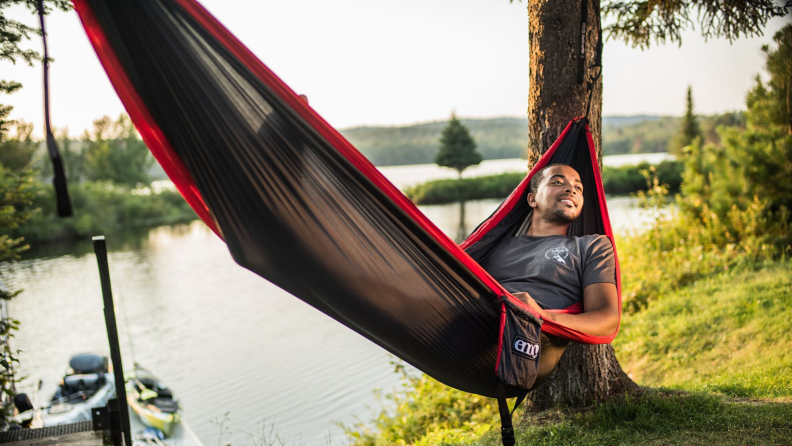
93,236,133,446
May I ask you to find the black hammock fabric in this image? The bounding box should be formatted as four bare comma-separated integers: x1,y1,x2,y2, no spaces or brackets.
73,0,621,398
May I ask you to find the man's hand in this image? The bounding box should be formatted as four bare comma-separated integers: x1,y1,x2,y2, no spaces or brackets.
510,291,544,313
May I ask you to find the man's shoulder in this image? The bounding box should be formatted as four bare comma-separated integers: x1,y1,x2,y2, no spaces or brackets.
570,234,614,254
570,233,609,244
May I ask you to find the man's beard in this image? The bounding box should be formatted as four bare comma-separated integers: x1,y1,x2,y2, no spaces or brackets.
544,206,578,223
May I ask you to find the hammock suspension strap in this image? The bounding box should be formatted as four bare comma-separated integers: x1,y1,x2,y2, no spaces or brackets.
496,382,529,446
38,0,72,218
579,0,603,119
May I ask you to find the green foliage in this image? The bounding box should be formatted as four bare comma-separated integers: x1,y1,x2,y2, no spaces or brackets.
84,115,155,187
761,24,792,133
344,261,792,445
0,134,35,431
404,161,683,205
0,0,73,427
0,307,20,430
15,180,196,245
434,114,482,177
0,0,71,65
345,115,746,166
500,392,792,445
669,86,702,156
0,80,22,136
618,175,788,313
55,131,87,183
616,261,792,398
602,0,787,49
602,160,682,195
602,116,678,155
343,363,499,446
0,121,38,171
1,0,72,138
342,118,530,166
699,111,746,146
346,47,792,444
0,164,34,261
620,37,792,312
675,71,792,247
0,114,192,245
604,113,745,156
405,173,524,205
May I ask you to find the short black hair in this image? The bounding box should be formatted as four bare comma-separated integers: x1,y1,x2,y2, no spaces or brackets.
529,163,569,194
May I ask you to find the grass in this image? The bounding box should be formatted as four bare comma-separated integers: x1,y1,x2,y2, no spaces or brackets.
465,392,792,445
615,260,792,399
346,260,792,445
404,173,524,205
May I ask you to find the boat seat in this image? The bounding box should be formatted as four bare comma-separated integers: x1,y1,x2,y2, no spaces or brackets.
63,373,103,394
69,354,107,374
148,398,179,414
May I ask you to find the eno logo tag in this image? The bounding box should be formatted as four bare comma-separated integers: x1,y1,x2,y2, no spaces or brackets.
512,336,540,359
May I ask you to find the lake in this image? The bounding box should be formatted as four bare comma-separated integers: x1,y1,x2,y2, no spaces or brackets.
1,155,663,446
377,153,673,189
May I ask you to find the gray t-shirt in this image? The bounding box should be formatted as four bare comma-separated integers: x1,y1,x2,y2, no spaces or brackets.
478,234,616,310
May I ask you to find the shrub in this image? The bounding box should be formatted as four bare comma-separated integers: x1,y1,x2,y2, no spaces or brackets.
15,180,196,244
405,173,524,205
602,160,682,195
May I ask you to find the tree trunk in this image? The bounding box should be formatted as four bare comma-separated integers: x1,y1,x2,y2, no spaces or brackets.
524,0,640,411
526,0,602,169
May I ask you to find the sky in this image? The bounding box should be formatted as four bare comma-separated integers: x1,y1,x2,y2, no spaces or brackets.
1,0,790,138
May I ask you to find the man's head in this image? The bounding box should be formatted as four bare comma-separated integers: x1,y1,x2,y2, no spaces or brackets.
527,164,584,224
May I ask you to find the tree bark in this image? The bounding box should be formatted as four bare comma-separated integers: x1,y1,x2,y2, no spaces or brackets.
524,0,640,411
526,0,602,169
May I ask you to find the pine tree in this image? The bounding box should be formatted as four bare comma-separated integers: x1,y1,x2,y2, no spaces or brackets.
670,86,702,155
434,114,482,179
761,24,792,134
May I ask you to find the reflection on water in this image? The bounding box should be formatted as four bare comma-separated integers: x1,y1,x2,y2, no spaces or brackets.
3,195,654,446
21,225,197,260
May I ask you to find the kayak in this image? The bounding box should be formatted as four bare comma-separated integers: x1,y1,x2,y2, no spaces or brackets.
41,353,115,426
125,364,181,437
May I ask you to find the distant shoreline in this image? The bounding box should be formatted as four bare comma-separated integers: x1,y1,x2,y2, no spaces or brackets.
379,153,673,190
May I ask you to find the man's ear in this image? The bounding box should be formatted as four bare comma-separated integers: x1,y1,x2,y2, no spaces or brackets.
527,192,537,208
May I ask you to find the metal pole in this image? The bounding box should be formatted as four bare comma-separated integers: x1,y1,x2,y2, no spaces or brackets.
93,236,132,446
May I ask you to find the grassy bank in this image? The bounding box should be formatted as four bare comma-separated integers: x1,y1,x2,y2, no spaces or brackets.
615,260,792,399
404,161,682,205
345,260,792,445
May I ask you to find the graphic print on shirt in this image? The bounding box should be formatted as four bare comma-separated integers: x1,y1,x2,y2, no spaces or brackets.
545,247,570,265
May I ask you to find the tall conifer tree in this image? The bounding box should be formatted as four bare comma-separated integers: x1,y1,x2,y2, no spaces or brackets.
671,86,703,155
435,113,482,179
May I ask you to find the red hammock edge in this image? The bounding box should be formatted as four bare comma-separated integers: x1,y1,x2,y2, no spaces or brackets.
72,0,620,345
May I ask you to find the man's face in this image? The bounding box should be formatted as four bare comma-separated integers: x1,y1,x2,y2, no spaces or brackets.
527,165,584,223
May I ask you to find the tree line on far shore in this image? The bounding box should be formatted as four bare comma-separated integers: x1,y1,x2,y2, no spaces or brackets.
0,114,196,246
342,112,746,167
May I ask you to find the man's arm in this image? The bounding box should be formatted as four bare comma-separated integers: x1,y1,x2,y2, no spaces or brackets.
512,283,620,336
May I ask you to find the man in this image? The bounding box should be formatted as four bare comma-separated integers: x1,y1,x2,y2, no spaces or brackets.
479,164,619,337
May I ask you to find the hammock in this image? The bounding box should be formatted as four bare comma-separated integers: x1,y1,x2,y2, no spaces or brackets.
72,0,621,401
